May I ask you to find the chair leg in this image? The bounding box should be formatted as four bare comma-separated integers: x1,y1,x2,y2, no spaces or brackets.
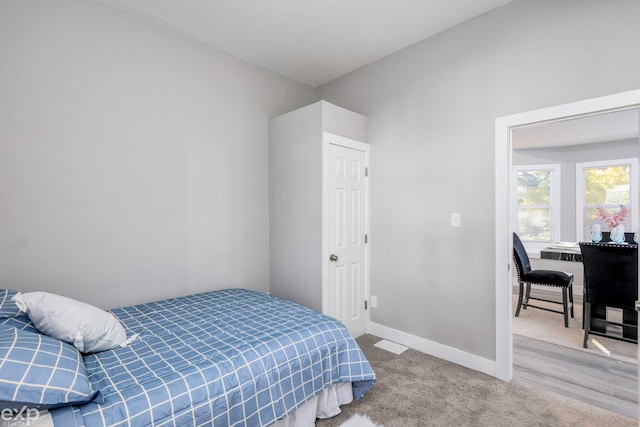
523,282,531,309
569,284,574,318
515,281,524,317
562,287,569,328
583,302,591,348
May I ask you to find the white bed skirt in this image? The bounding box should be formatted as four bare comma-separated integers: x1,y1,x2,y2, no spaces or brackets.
25,382,353,427
272,381,354,427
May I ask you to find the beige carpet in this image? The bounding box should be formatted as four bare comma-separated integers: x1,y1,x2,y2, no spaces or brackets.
316,334,635,427
512,295,638,364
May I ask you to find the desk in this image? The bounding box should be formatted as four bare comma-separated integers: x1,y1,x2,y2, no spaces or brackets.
540,246,582,262
541,242,638,262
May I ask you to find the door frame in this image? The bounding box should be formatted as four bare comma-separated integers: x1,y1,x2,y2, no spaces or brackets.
321,132,370,330
494,89,640,381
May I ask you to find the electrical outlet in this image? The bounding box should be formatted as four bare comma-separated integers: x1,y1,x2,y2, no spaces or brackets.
370,295,378,308
451,213,461,227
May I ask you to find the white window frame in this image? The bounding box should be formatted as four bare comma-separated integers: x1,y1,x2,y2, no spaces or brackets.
511,164,561,258
576,158,638,241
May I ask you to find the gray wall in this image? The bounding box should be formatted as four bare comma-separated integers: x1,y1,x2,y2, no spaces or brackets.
317,0,640,360
0,0,316,309
269,103,324,311
514,138,638,242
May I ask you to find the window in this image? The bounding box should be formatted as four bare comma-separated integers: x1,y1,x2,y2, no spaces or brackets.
576,158,638,241
512,164,561,256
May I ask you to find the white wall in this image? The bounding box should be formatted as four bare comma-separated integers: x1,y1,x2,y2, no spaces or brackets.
269,103,324,311
317,0,640,360
268,101,368,312
0,0,316,309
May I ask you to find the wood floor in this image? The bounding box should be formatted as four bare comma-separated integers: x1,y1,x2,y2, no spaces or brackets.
513,334,638,420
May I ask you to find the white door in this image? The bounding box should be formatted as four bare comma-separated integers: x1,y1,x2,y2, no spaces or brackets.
328,142,368,337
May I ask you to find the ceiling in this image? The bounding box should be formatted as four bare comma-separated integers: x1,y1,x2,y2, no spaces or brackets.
513,109,639,150
100,0,515,87
95,1,637,146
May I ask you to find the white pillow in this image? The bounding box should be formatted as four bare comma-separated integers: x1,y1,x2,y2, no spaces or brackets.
11,292,130,353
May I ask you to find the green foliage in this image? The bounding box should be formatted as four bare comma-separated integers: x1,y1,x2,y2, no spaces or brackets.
517,170,552,241
585,165,630,205
517,171,551,205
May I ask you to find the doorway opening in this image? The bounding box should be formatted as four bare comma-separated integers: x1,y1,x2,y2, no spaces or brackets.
495,90,640,417
494,90,640,417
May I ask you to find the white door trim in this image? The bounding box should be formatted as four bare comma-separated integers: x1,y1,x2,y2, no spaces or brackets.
322,132,370,330
495,89,640,381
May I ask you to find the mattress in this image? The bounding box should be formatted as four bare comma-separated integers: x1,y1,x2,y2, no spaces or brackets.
47,288,375,426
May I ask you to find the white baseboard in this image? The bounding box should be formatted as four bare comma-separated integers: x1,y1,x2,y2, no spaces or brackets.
368,322,497,378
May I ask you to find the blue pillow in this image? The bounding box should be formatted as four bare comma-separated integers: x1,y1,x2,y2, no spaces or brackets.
0,328,103,410
0,290,39,334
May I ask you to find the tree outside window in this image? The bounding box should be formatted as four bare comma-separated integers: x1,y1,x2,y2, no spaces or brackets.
513,164,560,250
577,158,638,240
584,165,630,231
517,170,552,242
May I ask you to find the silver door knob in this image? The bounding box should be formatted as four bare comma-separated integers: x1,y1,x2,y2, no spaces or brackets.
329,254,339,262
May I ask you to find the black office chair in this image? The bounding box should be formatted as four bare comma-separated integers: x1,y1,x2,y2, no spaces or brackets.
513,232,574,327
579,242,638,348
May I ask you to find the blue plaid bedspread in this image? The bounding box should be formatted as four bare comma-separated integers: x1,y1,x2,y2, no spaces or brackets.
50,289,375,426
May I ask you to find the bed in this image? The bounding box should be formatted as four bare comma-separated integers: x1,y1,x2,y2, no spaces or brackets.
0,288,375,427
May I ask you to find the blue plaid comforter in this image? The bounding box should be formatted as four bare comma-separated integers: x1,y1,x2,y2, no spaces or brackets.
50,289,375,426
